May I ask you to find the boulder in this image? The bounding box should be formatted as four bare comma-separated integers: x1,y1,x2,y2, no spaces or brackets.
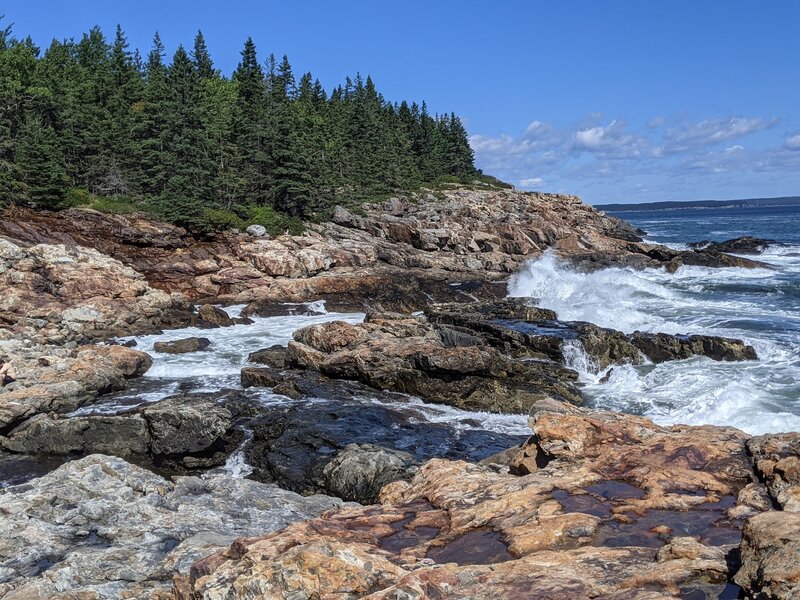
141,396,232,456
241,366,285,388
153,337,211,354
1,395,235,468
197,304,234,327
323,443,420,503
245,224,267,237
247,344,287,368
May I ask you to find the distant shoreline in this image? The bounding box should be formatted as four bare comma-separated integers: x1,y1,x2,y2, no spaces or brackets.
595,196,800,213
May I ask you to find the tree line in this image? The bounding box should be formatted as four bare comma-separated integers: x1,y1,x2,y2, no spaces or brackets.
0,20,478,232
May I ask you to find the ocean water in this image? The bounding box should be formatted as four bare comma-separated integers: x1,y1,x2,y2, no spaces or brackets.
510,204,800,435
72,302,529,479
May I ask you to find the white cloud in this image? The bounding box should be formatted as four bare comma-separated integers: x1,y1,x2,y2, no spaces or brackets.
469,112,800,203
786,132,800,150
663,117,774,152
571,120,646,158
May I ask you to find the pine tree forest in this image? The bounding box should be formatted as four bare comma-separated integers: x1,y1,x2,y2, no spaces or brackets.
0,21,479,233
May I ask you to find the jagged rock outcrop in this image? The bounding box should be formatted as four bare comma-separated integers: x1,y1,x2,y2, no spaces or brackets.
1,394,236,471
733,432,800,598
0,238,191,344
0,343,152,432
278,299,757,413
287,312,583,412
426,300,757,369
0,189,765,313
0,454,344,599
178,400,761,599
689,236,775,255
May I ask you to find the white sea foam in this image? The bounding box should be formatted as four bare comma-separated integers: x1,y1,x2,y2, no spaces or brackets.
509,250,800,435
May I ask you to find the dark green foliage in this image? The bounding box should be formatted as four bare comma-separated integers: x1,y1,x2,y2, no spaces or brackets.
0,19,478,230
15,115,68,208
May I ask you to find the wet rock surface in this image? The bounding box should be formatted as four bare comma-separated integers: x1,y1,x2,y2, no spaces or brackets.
153,336,211,354
244,390,527,498
281,298,757,414
0,454,344,599
180,400,761,599
689,236,775,255
1,393,237,472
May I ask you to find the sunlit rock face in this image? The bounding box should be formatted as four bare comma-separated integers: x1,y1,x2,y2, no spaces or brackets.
178,400,768,599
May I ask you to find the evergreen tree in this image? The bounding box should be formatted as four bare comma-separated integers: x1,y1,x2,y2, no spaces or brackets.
191,30,215,78
231,37,269,205
15,115,68,208
130,32,170,196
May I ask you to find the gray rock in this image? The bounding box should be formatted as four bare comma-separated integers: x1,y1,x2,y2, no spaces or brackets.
153,337,211,354
1,396,233,463
1,413,150,456
241,366,285,388
0,455,343,599
142,396,232,455
245,224,267,237
323,443,420,503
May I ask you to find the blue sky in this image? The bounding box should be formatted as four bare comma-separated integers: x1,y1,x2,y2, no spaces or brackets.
4,1,800,204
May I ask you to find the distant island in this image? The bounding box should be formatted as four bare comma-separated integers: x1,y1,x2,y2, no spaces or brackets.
595,196,800,212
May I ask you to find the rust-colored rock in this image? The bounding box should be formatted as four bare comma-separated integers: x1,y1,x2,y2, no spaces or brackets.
181,401,761,599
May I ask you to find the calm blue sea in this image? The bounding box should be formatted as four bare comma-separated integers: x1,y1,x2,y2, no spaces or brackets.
509,203,800,434
611,204,800,246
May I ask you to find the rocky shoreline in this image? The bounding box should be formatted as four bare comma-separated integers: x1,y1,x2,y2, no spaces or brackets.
0,188,796,599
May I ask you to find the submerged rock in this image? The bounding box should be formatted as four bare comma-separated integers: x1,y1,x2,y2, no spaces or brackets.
153,336,211,354
0,454,343,599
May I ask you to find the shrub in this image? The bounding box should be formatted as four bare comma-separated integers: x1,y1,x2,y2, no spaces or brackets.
247,205,305,236
204,208,246,231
